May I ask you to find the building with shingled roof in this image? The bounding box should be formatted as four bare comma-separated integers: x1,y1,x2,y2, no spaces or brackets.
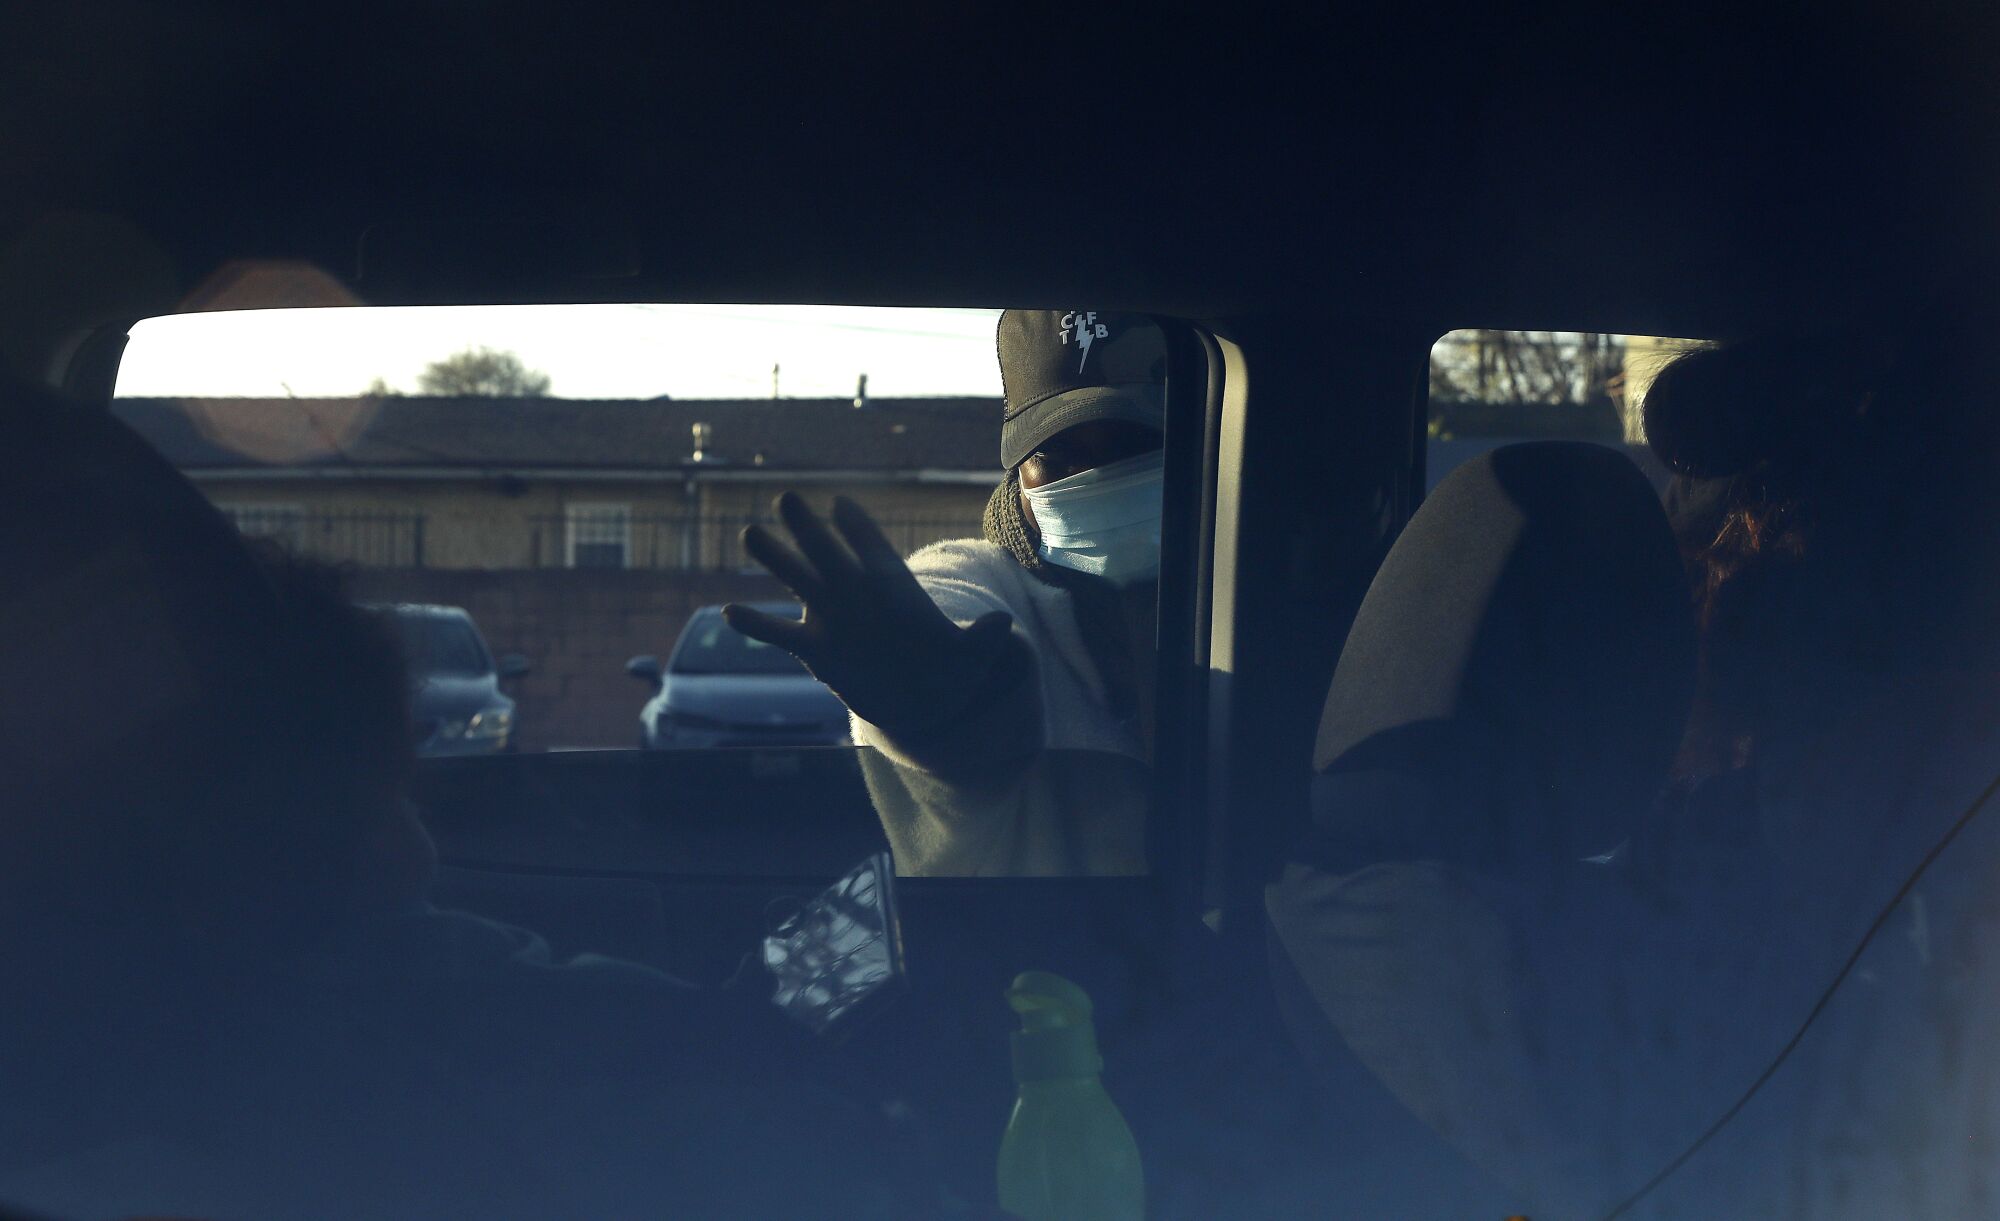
115,394,1004,570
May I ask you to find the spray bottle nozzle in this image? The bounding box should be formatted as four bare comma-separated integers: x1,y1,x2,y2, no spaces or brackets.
1007,971,1094,1029
1005,971,1103,1081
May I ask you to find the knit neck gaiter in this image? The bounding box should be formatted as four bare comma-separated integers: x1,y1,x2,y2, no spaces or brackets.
983,470,1147,722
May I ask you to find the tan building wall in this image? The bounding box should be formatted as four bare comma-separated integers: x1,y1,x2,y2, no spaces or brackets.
691,479,992,567
193,473,995,570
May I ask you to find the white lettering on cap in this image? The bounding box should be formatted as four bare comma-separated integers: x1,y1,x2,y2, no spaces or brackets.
1057,311,1113,374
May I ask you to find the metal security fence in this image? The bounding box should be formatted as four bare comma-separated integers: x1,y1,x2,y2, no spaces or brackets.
221,507,428,567
527,512,986,571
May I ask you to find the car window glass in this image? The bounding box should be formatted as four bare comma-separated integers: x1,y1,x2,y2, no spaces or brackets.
672,611,808,676
394,615,489,676
1426,328,1705,493
114,295,1159,879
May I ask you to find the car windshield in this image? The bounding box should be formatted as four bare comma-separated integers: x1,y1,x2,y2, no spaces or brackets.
390,614,489,677
671,611,809,676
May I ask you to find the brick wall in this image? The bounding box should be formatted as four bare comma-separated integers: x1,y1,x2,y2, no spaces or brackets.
348,568,788,750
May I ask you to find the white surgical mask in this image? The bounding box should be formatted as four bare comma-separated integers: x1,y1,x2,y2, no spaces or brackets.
1021,450,1164,586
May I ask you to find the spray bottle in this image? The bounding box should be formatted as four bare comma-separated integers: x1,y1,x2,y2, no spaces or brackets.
997,971,1144,1221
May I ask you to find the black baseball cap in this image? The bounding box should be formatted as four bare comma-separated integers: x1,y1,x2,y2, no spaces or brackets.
997,310,1166,469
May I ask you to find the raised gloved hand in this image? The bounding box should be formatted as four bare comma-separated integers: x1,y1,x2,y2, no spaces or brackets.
725,493,1029,739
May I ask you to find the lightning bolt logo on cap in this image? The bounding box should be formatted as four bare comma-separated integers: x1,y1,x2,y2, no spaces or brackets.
997,308,1167,469
1060,311,1112,373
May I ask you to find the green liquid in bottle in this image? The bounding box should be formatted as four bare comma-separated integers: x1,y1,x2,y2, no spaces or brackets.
997,971,1144,1221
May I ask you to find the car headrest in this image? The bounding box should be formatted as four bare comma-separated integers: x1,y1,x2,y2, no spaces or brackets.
1311,442,1696,860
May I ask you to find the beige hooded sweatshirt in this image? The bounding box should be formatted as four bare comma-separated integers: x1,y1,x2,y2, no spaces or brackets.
848,538,1151,876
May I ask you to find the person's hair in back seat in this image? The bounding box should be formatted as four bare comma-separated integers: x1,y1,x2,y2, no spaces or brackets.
1643,320,2000,786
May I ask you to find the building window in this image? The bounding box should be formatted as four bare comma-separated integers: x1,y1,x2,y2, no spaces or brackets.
565,503,631,569
217,503,305,548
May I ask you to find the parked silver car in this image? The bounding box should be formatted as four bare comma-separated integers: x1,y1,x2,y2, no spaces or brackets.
377,603,529,756
627,602,850,749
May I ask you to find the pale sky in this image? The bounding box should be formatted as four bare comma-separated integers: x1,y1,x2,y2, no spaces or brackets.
114,305,1007,400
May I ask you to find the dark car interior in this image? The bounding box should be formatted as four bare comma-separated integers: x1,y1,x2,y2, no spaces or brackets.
5,3,2000,1218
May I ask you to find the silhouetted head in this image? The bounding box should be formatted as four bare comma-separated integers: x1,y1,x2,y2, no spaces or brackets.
1645,316,2000,778
1,394,424,1005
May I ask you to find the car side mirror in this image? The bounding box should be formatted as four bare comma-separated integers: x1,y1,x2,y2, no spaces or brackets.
497,653,531,680
626,654,663,685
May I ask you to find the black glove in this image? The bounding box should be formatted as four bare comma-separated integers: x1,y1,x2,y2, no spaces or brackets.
726,493,1028,739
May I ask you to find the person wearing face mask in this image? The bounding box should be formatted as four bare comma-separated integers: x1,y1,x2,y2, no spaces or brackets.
726,309,1165,876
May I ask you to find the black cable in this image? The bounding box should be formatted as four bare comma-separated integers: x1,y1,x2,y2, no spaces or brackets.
1601,761,2000,1219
